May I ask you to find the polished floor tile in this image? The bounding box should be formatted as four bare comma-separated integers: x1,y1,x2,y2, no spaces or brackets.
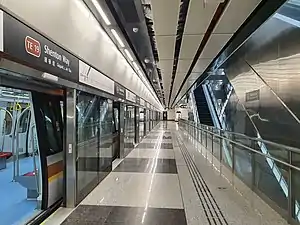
113,158,177,174
81,172,183,209
126,149,175,159
62,205,187,225
62,205,111,225
43,208,74,225
48,122,289,225
143,139,173,144
104,206,187,225
145,135,173,140
136,142,173,149
136,143,156,149
160,143,173,149
176,128,289,225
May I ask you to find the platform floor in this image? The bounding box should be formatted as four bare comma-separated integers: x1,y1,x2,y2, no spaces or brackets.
44,122,288,225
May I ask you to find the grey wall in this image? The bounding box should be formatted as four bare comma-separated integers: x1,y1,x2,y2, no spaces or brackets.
219,9,300,148
0,0,162,109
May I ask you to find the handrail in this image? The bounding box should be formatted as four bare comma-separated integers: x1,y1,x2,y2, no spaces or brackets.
179,119,300,155
183,121,300,172
178,118,300,223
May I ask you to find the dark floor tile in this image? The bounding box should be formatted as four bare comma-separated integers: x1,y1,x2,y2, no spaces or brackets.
145,135,172,140
62,219,101,225
104,206,187,225
100,142,113,148
146,135,158,139
104,206,144,223
163,136,172,139
136,142,173,149
160,143,173,149
124,142,134,148
113,158,177,174
62,205,113,225
137,143,156,149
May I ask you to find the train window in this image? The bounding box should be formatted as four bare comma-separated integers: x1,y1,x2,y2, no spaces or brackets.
77,93,100,143
99,99,112,136
18,109,30,133
113,108,119,132
3,111,12,135
41,99,63,156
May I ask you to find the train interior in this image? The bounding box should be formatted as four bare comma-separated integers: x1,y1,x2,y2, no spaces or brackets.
0,86,40,225
0,67,65,225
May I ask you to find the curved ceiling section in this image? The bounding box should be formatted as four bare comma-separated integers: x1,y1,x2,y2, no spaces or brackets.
1,0,163,110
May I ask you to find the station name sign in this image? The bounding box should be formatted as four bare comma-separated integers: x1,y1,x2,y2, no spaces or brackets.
114,83,126,99
2,12,79,81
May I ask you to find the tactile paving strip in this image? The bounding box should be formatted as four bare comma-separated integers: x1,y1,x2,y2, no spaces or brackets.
176,134,228,225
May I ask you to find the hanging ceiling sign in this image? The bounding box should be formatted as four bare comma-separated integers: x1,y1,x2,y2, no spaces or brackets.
1,11,79,81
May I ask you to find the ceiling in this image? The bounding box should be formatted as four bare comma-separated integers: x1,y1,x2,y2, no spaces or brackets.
106,0,263,108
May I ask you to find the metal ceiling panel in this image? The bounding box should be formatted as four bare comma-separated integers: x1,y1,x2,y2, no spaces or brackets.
159,59,174,73
192,58,213,73
179,34,204,59
156,35,176,59
214,0,262,34
150,0,181,35
172,0,263,107
200,34,232,58
184,0,219,35
169,72,187,103
177,60,193,73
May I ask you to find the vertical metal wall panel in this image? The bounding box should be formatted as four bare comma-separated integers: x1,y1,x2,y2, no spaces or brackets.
119,103,125,158
65,88,77,208
0,0,161,109
135,106,139,143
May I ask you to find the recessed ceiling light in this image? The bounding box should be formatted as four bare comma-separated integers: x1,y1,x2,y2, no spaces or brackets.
111,29,125,47
124,49,134,61
91,0,111,25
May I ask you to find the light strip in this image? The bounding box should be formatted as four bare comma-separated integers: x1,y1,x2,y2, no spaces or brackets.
124,49,134,61
91,0,111,25
111,29,125,47
132,62,139,71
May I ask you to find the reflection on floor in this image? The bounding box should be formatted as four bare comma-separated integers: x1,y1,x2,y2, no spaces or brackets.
0,157,39,225
47,122,287,225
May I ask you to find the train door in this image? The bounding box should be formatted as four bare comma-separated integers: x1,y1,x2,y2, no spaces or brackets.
134,106,139,144
75,92,113,203
175,111,181,122
31,91,64,209
139,108,145,140
163,111,167,120
0,86,64,225
124,105,135,156
112,102,120,161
